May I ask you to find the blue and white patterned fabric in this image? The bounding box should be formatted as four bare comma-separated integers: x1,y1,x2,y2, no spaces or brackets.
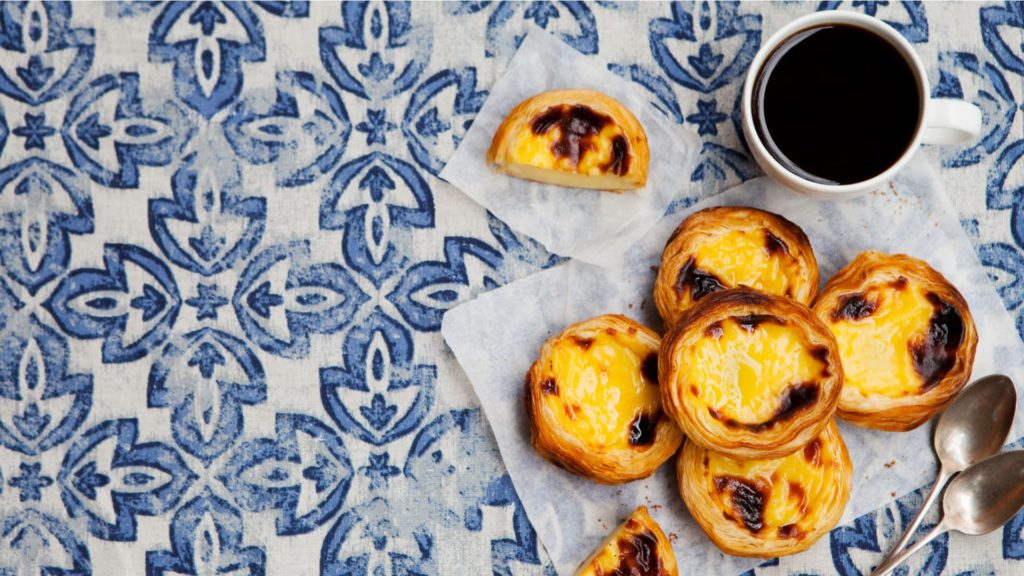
0,1,1021,574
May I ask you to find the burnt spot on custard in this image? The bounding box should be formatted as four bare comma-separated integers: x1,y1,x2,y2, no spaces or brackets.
628,412,659,446
714,476,768,533
732,314,783,333
803,439,822,466
571,335,594,350
910,292,966,391
764,230,790,257
530,104,629,174
787,481,806,505
708,383,820,432
831,292,879,322
705,321,724,339
541,378,558,395
778,524,803,539
641,353,659,384
604,135,631,176
675,257,727,302
612,530,662,575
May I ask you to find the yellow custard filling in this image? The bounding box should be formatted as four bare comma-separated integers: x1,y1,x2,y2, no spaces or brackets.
683,317,826,425
707,435,833,536
827,283,936,397
692,229,800,297
580,519,653,575
544,330,660,451
508,121,624,174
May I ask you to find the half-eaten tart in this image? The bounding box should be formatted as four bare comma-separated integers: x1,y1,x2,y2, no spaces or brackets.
526,315,683,483
660,288,843,459
678,419,852,558
574,505,678,576
487,89,649,191
812,251,978,431
654,207,819,329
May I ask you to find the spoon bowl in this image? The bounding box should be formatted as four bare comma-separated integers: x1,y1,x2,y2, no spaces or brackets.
936,374,1016,471
943,449,1024,534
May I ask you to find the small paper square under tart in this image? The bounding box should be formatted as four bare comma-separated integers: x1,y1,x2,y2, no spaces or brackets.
812,251,978,431
654,207,819,329
525,315,683,484
486,89,650,191
574,505,678,576
659,288,843,460
678,419,852,558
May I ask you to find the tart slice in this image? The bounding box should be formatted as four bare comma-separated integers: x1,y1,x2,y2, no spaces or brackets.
812,251,978,431
526,315,683,484
654,206,819,328
487,89,649,190
574,506,678,576
659,288,843,459
679,419,852,558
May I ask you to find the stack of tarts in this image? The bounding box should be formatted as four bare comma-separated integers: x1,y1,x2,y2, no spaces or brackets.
523,206,978,568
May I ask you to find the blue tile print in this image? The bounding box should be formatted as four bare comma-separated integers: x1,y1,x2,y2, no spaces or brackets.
145,488,267,576
1,2,1023,575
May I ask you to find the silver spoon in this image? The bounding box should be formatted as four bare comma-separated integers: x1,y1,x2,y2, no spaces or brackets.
884,374,1016,558
871,449,1024,576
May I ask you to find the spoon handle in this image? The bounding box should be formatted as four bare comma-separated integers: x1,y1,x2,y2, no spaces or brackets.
870,521,948,576
887,467,953,555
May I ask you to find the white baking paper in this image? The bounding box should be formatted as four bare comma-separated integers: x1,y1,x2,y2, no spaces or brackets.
439,29,701,268
441,154,1024,575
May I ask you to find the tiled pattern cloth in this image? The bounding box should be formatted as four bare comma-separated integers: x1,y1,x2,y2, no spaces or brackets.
0,1,1021,575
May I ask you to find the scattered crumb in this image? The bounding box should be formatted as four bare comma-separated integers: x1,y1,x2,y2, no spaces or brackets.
640,298,647,310
615,489,622,496
891,492,897,498
651,504,662,512
884,460,896,468
668,532,678,543
650,265,659,273
627,303,634,310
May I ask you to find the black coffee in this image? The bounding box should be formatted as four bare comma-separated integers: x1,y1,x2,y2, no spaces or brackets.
752,24,921,185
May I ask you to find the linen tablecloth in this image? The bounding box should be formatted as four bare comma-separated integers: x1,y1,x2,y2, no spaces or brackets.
0,2,1021,575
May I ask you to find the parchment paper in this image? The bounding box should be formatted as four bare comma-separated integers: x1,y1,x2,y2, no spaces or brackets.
439,29,701,268
441,154,1024,575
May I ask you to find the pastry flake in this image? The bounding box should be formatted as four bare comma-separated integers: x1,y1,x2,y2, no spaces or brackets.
654,207,818,328
526,315,683,483
813,251,978,431
678,419,851,558
660,288,842,459
487,89,649,191
574,506,678,576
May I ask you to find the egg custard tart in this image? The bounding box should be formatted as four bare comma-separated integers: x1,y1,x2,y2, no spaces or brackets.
526,315,683,483
654,207,819,328
574,506,678,576
678,419,851,558
813,251,978,431
487,89,649,191
660,289,843,459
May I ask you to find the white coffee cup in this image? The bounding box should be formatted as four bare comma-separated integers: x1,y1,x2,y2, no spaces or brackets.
740,11,982,199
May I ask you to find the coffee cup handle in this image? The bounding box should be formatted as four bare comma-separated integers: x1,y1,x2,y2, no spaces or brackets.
922,99,982,145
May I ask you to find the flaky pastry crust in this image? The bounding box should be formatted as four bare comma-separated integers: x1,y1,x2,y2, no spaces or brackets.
654,206,819,329
678,419,851,558
812,251,978,431
487,89,649,191
659,289,842,459
526,315,683,483
574,506,678,576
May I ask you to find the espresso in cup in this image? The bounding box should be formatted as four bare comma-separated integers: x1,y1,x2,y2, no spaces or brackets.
741,11,981,198
752,24,921,186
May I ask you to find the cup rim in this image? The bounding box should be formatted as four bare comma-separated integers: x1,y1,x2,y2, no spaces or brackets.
740,10,930,195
